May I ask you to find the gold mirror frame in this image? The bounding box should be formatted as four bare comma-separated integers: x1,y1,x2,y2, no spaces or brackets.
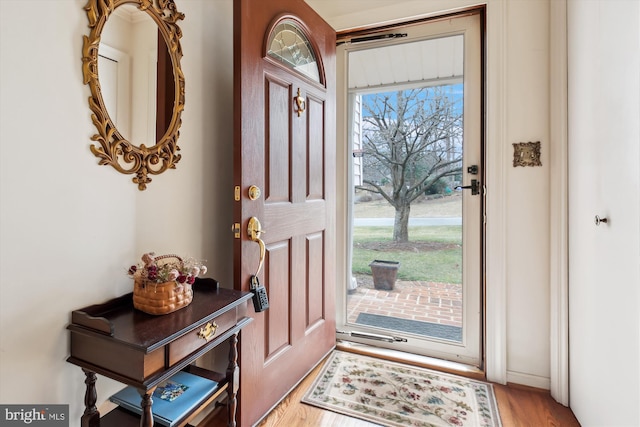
82,0,185,190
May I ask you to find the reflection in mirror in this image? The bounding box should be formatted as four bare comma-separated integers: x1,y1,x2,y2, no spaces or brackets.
82,0,185,190
98,45,130,140
156,32,175,145
100,5,156,146
100,5,174,147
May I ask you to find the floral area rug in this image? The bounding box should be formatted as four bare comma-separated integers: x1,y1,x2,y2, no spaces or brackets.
302,351,502,427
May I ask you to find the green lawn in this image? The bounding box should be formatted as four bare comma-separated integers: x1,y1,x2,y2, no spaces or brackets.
352,226,462,284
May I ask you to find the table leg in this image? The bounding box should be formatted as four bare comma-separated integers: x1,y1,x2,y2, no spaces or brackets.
81,369,100,427
226,332,239,427
138,388,155,427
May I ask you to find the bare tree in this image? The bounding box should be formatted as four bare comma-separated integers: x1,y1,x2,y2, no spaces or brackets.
357,86,463,242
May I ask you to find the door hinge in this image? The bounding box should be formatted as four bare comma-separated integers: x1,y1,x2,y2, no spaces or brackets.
234,185,240,201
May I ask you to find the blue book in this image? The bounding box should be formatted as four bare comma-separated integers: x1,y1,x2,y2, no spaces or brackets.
109,371,219,427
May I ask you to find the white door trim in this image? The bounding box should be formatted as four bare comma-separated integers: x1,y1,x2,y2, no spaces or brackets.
484,0,508,385
549,0,569,406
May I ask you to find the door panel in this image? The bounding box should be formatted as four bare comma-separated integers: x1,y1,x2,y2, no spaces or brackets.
233,1,336,425
266,76,291,202
307,97,325,199
265,241,291,359
307,233,325,327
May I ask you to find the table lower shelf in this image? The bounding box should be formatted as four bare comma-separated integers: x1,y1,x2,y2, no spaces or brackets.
100,367,228,427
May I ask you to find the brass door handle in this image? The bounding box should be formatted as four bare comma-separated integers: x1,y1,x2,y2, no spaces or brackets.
247,217,266,277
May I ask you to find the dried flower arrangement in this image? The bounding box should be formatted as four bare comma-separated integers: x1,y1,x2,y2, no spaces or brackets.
128,252,207,285
128,252,208,315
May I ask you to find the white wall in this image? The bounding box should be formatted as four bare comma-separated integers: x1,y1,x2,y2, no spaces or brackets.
503,0,551,388
0,0,234,424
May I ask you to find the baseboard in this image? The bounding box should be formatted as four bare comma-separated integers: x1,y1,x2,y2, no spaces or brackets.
506,370,551,390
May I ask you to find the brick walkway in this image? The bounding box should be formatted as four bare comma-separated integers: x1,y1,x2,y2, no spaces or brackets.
346,280,462,328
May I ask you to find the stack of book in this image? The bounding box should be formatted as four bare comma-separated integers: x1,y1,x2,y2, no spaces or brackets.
109,371,219,427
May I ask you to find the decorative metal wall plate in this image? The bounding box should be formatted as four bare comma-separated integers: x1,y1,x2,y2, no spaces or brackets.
513,141,542,167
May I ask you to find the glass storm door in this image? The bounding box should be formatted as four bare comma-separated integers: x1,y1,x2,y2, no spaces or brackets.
336,11,483,367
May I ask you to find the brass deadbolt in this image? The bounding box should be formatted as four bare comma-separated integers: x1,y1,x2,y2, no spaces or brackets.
248,185,261,201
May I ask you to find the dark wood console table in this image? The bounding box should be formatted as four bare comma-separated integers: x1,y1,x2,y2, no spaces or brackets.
67,279,253,427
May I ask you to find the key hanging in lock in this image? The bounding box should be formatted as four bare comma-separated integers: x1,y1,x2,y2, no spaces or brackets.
250,275,269,312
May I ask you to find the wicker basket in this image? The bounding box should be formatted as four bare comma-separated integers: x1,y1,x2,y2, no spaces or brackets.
132,254,194,315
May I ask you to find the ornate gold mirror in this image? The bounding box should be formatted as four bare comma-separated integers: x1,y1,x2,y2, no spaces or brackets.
82,0,185,190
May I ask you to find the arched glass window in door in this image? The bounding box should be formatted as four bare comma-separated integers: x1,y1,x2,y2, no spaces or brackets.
267,19,321,83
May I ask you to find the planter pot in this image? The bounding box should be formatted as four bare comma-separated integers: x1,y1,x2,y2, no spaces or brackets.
369,260,400,290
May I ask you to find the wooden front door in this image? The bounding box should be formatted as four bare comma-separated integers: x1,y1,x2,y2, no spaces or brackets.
233,1,336,425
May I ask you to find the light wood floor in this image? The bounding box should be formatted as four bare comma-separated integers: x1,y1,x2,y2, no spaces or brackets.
203,354,581,427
